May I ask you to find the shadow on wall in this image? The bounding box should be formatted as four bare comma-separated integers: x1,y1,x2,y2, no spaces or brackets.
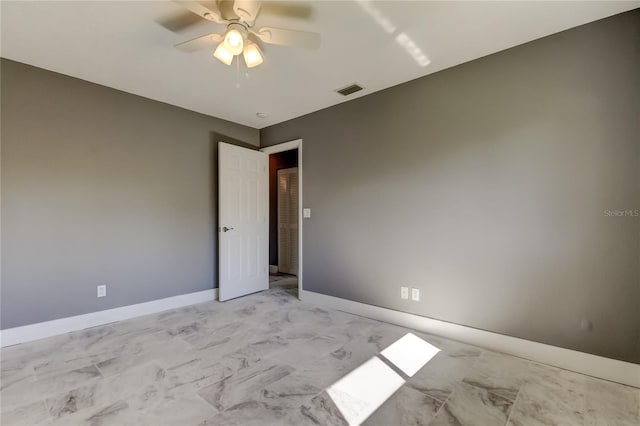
209,132,259,289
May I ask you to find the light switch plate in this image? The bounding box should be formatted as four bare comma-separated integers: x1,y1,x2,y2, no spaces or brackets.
400,287,409,300
303,208,311,218
411,288,420,301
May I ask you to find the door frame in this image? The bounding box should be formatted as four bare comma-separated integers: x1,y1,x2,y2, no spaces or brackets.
260,139,303,298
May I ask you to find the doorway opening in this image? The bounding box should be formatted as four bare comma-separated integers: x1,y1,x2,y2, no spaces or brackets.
261,140,303,299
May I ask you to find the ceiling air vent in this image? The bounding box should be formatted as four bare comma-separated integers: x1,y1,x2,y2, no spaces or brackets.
336,84,363,96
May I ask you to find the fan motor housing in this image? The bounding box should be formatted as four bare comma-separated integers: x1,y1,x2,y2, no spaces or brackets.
228,22,249,36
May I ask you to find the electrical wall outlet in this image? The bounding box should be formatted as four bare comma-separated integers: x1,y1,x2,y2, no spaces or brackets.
400,286,409,300
97,285,106,298
303,208,311,218
411,288,420,302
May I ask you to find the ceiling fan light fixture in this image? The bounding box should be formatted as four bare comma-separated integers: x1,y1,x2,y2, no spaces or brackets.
243,42,264,68
224,28,244,56
214,43,234,66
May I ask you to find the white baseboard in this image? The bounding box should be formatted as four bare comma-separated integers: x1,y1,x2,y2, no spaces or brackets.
301,290,640,389
269,265,279,274
0,289,217,348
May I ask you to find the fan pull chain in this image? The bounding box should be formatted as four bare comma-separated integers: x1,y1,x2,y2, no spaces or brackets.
235,56,241,88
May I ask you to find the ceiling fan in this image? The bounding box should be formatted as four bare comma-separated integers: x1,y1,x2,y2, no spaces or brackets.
160,1,321,68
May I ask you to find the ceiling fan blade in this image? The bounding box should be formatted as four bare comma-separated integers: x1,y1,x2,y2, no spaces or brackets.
155,11,204,33
175,33,224,52
174,1,226,24
254,27,320,49
233,0,262,25
260,2,313,20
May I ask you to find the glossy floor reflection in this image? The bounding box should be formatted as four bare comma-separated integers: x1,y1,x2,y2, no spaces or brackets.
1,288,638,426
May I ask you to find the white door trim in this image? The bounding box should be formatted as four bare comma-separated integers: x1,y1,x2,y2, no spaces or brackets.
261,140,301,155
301,290,640,389
261,139,303,298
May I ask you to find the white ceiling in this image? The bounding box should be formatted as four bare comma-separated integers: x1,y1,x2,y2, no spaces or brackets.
1,1,638,129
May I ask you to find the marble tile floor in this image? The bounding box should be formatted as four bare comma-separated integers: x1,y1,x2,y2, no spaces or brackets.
1,288,638,426
269,273,298,297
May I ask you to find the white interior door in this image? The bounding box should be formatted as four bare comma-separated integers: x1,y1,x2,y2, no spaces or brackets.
218,142,268,301
278,167,299,275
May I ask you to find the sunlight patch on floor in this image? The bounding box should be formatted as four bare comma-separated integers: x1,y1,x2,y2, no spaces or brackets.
380,332,440,377
326,333,440,425
326,356,405,426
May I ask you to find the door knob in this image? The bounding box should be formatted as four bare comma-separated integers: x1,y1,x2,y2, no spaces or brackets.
222,226,235,232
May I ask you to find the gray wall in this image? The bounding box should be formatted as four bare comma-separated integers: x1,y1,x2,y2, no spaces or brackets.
269,149,298,266
1,59,259,329
261,11,640,363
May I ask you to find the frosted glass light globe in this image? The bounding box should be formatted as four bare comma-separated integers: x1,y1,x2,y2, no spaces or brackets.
224,29,244,56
